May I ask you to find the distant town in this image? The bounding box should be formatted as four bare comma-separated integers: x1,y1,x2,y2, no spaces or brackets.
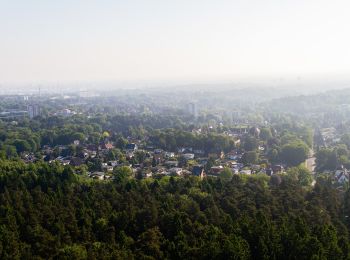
0,87,348,189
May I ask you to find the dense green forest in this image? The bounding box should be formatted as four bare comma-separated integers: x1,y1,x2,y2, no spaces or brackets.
0,160,349,259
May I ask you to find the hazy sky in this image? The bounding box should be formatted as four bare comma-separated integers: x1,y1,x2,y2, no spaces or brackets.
1,0,350,83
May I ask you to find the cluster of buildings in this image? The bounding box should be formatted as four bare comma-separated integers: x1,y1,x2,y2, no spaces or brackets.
79,142,285,180
323,166,350,186
20,136,271,181
54,108,77,117
334,167,349,184
317,127,340,147
1,103,76,120
17,124,288,181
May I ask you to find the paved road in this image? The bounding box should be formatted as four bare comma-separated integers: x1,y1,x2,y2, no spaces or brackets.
305,149,316,173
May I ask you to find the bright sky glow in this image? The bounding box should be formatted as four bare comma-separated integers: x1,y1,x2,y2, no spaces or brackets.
1,0,350,83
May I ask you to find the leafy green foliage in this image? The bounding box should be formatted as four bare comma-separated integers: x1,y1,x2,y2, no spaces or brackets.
260,127,272,141
316,148,338,171
219,167,233,181
280,142,309,167
285,165,313,186
242,151,258,165
0,160,348,259
243,136,259,151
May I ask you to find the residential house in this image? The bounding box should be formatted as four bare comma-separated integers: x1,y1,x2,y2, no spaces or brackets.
272,165,284,174
154,149,163,154
335,168,349,184
192,165,206,179
126,151,135,159
337,173,349,184
107,166,114,172
210,166,224,176
170,167,183,176
194,149,205,156
240,169,252,175
183,153,195,160
164,152,175,158
101,142,114,150
109,161,119,167
87,144,99,152
153,153,164,164
178,147,193,153
231,167,240,174
265,168,273,176
208,153,219,159
126,143,138,152
226,151,237,160
164,161,179,168
143,172,153,178
70,157,85,167
90,172,105,180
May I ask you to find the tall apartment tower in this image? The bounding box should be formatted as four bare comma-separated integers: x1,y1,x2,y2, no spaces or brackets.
28,104,41,119
188,103,198,118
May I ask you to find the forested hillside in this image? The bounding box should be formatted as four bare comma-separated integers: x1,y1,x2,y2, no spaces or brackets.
0,160,349,259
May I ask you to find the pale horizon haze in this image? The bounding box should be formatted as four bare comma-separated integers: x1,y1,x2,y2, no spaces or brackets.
1,0,350,84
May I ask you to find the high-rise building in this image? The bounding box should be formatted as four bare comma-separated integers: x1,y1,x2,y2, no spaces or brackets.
28,104,41,119
187,103,198,118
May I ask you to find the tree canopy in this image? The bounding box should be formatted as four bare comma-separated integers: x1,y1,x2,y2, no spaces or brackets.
0,160,348,259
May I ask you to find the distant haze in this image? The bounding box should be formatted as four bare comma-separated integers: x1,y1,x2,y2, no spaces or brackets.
1,0,350,84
